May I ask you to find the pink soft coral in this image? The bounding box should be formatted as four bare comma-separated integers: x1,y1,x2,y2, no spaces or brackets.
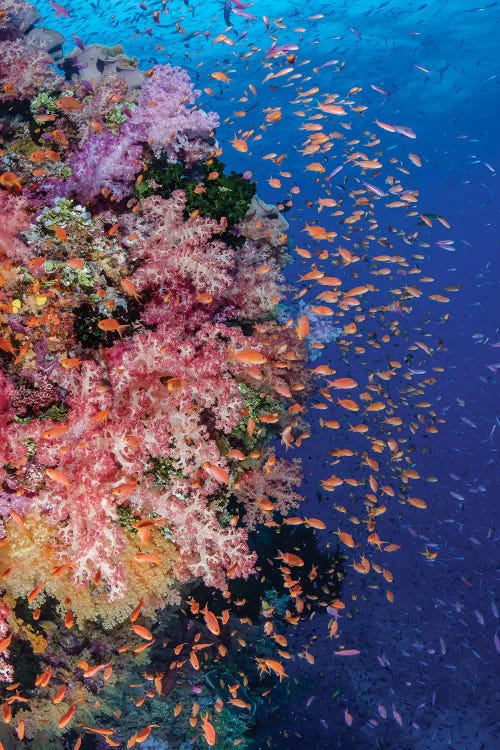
234,453,304,530
0,37,59,101
166,487,257,589
131,191,234,297
106,318,245,434
27,314,251,594
28,362,130,595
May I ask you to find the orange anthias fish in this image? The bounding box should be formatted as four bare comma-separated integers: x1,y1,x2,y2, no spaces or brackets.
407,496,427,509
296,315,310,340
196,292,213,304
134,724,157,744
90,409,110,423
276,551,304,567
0,172,22,191
211,71,230,83
113,480,138,499
201,715,216,747
64,610,74,629
318,103,346,116
337,398,360,412
0,337,16,356
202,605,221,636
132,624,153,641
50,129,68,146
336,529,356,548
55,96,83,111
303,223,336,241
203,462,230,485
130,600,144,623
82,662,111,678
133,553,161,564
97,318,129,337
60,357,81,369
42,424,69,440
121,278,141,301
29,150,51,163
0,634,12,651
230,137,248,153
304,517,326,530
58,702,76,729
45,468,72,488
327,377,358,390
230,349,267,365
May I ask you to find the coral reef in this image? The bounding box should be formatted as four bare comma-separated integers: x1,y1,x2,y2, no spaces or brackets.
0,2,327,746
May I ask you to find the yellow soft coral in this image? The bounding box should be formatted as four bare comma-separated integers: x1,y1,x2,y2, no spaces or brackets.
9,614,47,654
0,511,180,628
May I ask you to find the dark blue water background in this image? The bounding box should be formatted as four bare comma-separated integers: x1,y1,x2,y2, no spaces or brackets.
30,1,499,747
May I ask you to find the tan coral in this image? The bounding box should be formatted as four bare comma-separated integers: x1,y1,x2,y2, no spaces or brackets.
62,43,145,92
0,512,180,629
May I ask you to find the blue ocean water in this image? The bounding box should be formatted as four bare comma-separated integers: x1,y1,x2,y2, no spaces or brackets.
16,0,500,748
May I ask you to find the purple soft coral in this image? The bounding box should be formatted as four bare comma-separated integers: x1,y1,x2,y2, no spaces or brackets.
63,129,143,203
58,63,219,202
129,63,220,163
